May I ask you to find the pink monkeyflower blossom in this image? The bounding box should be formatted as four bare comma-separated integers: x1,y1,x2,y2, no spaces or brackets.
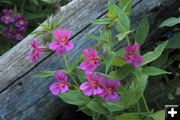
28,40,44,63
50,71,69,95
2,27,13,39
80,48,99,74
80,73,104,96
99,79,121,102
124,43,143,67
15,14,28,30
12,29,24,40
49,29,74,56
1,9,15,24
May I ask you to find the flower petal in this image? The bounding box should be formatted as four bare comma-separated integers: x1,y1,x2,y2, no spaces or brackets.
54,29,64,40
60,85,69,93
80,82,91,90
80,60,89,70
64,41,74,51
49,41,60,50
82,49,90,59
90,48,98,58
56,48,66,56
93,87,103,95
50,82,60,95
31,40,39,48
83,87,93,96
63,29,72,40
132,43,140,53
111,92,120,102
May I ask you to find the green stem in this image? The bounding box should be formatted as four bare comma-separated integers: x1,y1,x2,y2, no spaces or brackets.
126,36,131,45
63,55,79,87
20,0,26,13
137,102,141,113
142,94,151,114
63,55,70,73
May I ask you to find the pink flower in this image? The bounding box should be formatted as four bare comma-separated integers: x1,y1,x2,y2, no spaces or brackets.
80,48,99,74
1,9,15,24
124,43,143,67
50,71,69,95
28,40,43,63
49,29,74,56
15,14,28,30
99,79,121,102
80,73,104,96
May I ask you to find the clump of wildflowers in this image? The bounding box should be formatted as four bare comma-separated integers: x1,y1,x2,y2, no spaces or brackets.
49,29,74,56
124,43,143,67
80,48,99,74
1,9,15,24
80,73,103,96
80,73,121,102
15,14,28,30
28,40,44,63
0,9,28,40
50,71,69,95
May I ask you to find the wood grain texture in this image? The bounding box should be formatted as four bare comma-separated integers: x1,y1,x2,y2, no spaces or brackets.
0,0,179,119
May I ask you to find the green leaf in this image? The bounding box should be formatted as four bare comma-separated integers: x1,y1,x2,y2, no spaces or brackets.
104,69,148,112
167,32,180,49
104,88,143,112
100,30,112,41
141,41,168,66
114,113,140,120
159,17,180,28
78,106,92,116
105,51,116,74
24,10,51,20
118,0,132,16
41,0,52,4
90,18,112,24
151,53,169,68
32,0,39,5
135,17,149,45
58,91,90,105
0,0,12,4
142,66,171,76
40,24,51,31
115,6,130,32
84,33,101,42
33,71,55,77
86,99,109,114
150,110,165,120
110,64,134,80
13,5,18,16
112,57,127,67
53,15,62,30
116,30,132,41
76,68,87,84
70,56,83,72
30,31,47,35
131,68,148,92
107,0,117,18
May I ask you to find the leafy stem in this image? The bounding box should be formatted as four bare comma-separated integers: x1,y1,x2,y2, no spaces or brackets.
63,55,79,87
142,94,151,114
126,36,131,45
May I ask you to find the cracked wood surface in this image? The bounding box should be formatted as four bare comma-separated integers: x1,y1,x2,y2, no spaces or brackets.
0,0,179,120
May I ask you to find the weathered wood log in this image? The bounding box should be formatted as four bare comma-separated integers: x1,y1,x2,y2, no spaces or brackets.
0,0,179,119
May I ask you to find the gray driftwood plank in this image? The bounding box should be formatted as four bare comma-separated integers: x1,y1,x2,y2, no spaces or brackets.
0,0,179,120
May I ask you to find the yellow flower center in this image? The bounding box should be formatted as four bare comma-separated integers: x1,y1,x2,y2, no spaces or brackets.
19,20,24,25
106,88,112,93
